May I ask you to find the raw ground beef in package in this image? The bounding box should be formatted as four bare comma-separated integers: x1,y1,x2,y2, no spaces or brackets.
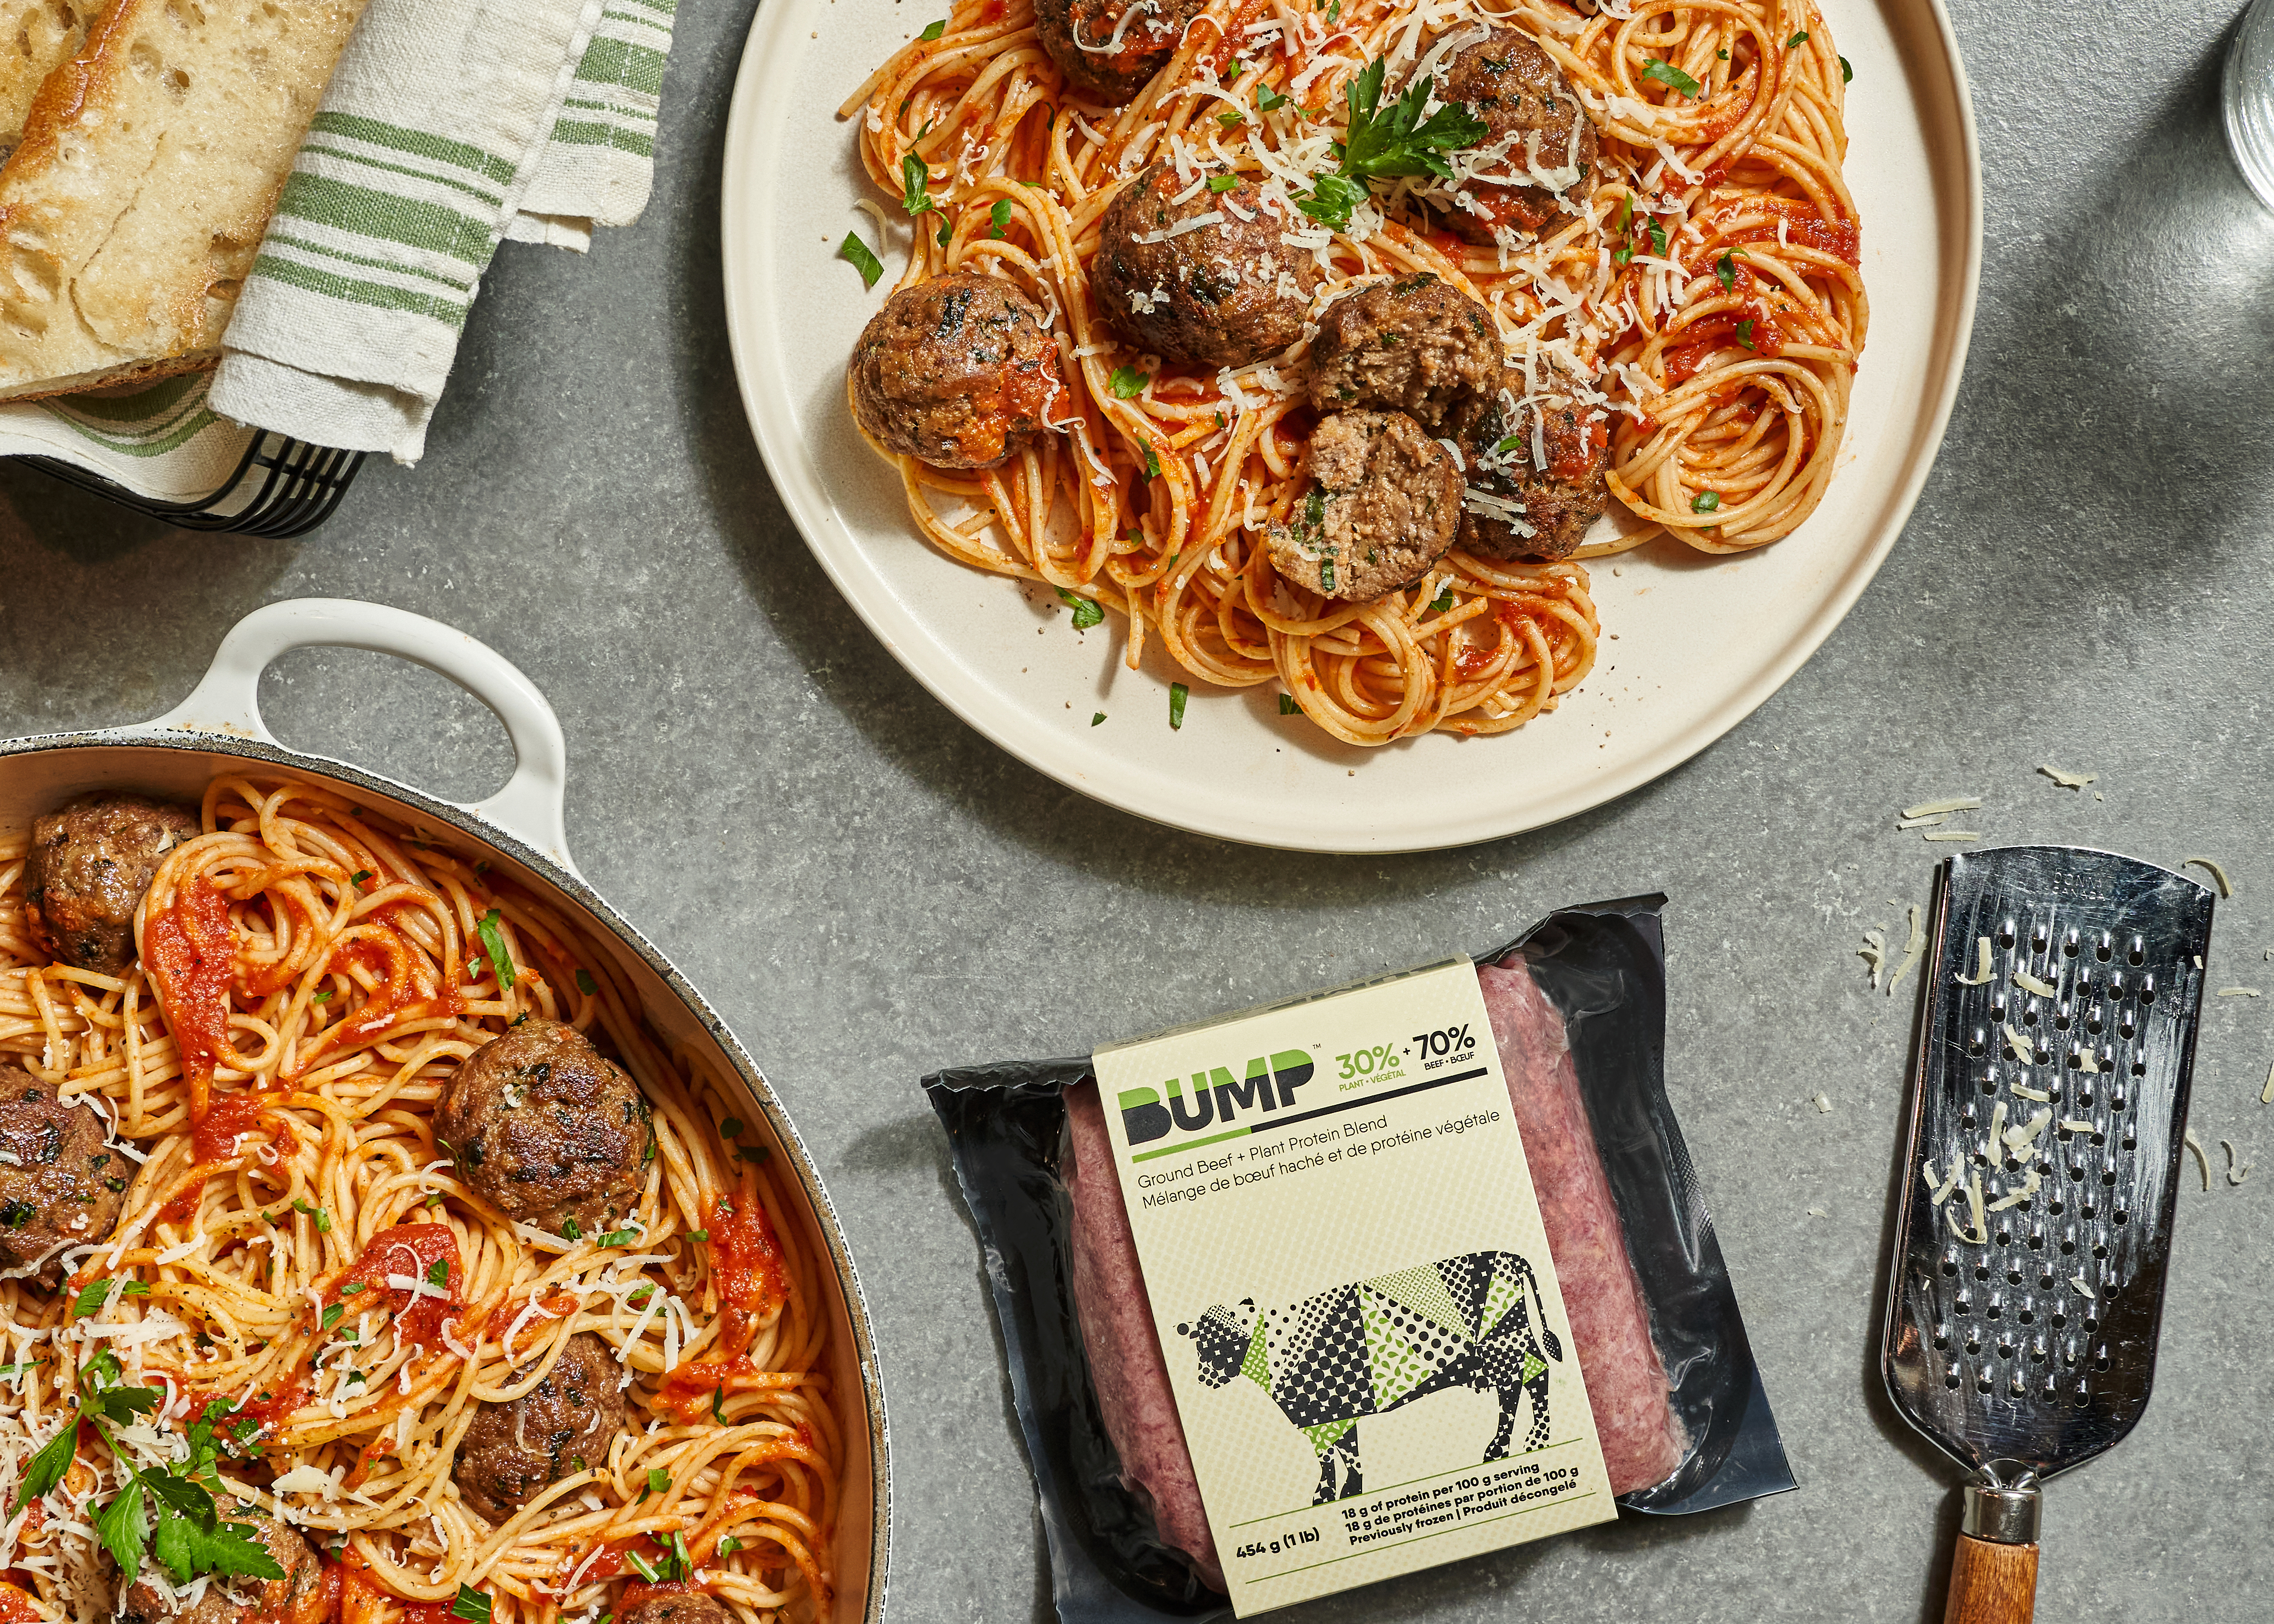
923,896,1795,1621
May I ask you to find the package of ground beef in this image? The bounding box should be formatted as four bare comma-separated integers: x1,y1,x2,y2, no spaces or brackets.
923,895,1795,1622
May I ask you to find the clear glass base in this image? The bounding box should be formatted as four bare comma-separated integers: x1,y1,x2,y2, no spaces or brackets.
2224,0,2274,208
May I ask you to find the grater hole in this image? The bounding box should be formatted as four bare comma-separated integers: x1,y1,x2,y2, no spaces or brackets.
1995,1333,2014,1358
2093,1343,2110,1371
2087,1006,2104,1034
2126,935,2143,966
2121,1129,2136,1150
2073,1381,2091,1409
2006,1264,2023,1285
1986,1294,2004,1320
2023,1003,2040,1027
2091,1239,2107,1259
1962,1102,1980,1128
2047,1196,2065,1216
2026,1227,2043,1250
2120,1014,2137,1040
1991,993,2009,1021
2100,1167,2116,1185
2083,1314,2099,1333
2032,923,2049,952
1978,1370,1995,1394
1969,1027,1987,1057
1933,1322,1950,1350
2052,1310,2068,1330
2063,927,2079,958
2059,1233,2077,1255
2130,1057,2146,1077
2068,1161,2086,1183
2009,1371,2028,1398
2039,1269,2057,1290
1955,1288,1972,1314
2112,1084,2129,1110
1980,1073,1997,1097
2030,1337,2048,1363
2054,1002,2072,1031
2112,1207,2129,1225
1965,1330,1982,1355
1946,1365,1962,1389
2080,1199,2097,1220
2105,970,2123,1000
1999,919,2015,949
2095,933,2112,962
2017,1302,2034,1322
2141,975,2156,1004
1940,1251,1959,1276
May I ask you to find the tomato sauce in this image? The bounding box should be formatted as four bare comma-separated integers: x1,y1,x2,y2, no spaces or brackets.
166,1089,282,1220
706,1198,787,1360
0,1581,41,1623
658,1356,807,1421
325,1222,463,1347
334,1548,459,1624
143,871,235,1120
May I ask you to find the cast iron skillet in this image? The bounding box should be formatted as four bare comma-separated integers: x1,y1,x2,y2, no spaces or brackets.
0,598,890,1623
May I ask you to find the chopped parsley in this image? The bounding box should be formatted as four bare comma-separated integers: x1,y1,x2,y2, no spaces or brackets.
1640,59,1702,98
901,153,935,217
1840,55,1852,82
1430,589,1454,612
1787,29,1808,47
451,1585,492,1623
599,1228,639,1247
1091,712,1107,726
1206,174,1238,193
1223,58,1243,81
1217,109,1244,128
320,1303,345,1332
311,989,333,1003
1736,318,1756,349
688,1229,710,1243
1169,684,1190,730
988,198,1012,238
1319,557,1337,592
340,1282,366,1295
426,1257,450,1288
1257,84,1288,113
1692,491,1722,514
721,1117,744,1138
292,1199,331,1234
712,1386,729,1424
561,1217,583,1241
1297,56,1485,230
648,1467,672,1496
840,232,884,289
1278,694,1297,715
936,218,953,248
575,968,598,995
350,870,372,887
1143,447,1161,479
1054,587,1104,629
918,17,945,39
1716,251,1736,291
719,1537,742,1556
1647,219,1667,257
477,909,515,992
1109,365,1149,400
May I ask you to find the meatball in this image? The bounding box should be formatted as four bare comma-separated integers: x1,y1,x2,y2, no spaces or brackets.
22,792,199,976
848,272,1065,470
1307,274,1502,430
1267,411,1461,602
1437,29,1598,245
622,1598,732,1624
1093,162,1319,368
118,1498,321,1624
1443,364,1609,561
1034,0,1206,104
435,1019,649,1236
452,1332,627,1521
0,1065,128,1287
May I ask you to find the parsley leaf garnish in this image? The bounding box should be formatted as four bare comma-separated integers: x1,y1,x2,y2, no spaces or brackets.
16,1420,78,1511
1091,712,1107,726
320,1303,345,1332
1207,174,1238,193
477,909,515,992
426,1257,451,1288
840,232,884,289
918,17,945,39
1840,55,1853,83
1169,683,1190,730
1736,317,1756,349
292,1199,331,1234
452,1585,492,1623
901,154,935,216
1054,587,1104,629
1641,59,1702,98
988,198,1012,238
1297,57,1484,230
1278,694,1297,715
1109,365,1149,400
1692,491,1721,514
575,968,599,995
1716,251,1736,291
1786,29,1808,47
1257,84,1288,112
1430,589,1454,612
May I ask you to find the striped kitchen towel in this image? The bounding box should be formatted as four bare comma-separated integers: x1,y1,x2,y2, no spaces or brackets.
206,0,680,464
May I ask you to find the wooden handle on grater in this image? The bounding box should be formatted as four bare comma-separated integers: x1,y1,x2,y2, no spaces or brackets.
1944,1534,2038,1623
1942,1466,2042,1624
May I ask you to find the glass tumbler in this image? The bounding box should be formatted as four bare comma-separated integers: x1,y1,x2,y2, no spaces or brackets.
2225,0,2274,207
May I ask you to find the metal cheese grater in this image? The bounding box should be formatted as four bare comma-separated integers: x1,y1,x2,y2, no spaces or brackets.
1881,846,2215,1624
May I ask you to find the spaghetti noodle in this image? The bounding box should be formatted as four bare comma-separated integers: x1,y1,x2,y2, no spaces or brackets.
0,778,838,1624
839,0,1864,746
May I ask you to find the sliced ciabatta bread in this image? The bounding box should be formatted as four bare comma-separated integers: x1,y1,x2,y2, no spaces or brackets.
0,0,112,156
0,0,371,403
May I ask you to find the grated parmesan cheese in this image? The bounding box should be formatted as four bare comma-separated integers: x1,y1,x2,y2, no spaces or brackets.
2184,1129,2211,1191
2005,1025,2034,1063
1902,796,1982,819
2222,1138,2251,1185
2182,856,2235,898
1954,937,1994,986
2013,969,2057,998
2037,764,2096,789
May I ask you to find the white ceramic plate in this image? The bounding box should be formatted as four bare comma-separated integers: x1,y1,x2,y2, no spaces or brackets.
721,1,1982,854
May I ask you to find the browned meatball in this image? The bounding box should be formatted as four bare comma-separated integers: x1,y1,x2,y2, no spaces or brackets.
0,1065,128,1286
117,1498,320,1624
1035,0,1206,104
22,792,199,976
849,272,1065,470
452,1332,627,1521
1308,274,1502,430
622,1597,732,1624
1444,364,1609,561
1093,163,1318,368
435,1020,649,1236
1267,411,1461,601
1437,29,1599,245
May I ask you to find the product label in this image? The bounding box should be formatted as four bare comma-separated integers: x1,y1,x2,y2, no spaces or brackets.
1092,959,1615,1615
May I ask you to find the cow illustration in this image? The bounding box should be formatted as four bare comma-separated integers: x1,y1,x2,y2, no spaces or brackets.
1176,1251,1562,1504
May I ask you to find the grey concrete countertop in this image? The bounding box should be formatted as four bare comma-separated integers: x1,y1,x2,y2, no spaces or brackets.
3,0,2271,1618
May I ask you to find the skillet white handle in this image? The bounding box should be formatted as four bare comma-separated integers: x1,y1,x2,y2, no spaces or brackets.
129,598,581,879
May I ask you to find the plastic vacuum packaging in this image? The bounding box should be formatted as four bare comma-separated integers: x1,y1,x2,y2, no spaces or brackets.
923,896,1795,1621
